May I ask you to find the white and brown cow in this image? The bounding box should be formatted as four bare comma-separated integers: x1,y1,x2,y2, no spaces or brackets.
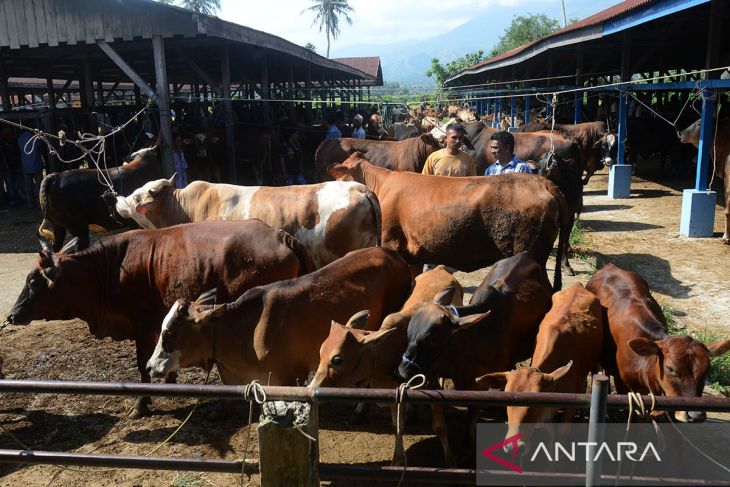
116,178,381,269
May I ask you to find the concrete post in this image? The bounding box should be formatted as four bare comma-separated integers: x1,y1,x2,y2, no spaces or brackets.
608,91,631,199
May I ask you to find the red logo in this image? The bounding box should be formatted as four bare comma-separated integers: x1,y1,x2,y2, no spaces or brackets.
481,433,523,473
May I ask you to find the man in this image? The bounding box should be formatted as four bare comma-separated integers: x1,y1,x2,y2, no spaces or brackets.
279,129,306,185
421,123,476,176
171,134,189,189
352,114,366,140
484,131,533,176
17,124,46,209
324,112,342,139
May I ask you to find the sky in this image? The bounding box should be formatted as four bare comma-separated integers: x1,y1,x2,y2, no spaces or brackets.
218,0,622,54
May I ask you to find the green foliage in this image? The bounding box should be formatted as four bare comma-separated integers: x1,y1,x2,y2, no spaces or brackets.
569,219,584,248
304,42,318,53
426,50,486,90
172,471,208,487
155,0,220,14
489,13,561,58
302,0,354,58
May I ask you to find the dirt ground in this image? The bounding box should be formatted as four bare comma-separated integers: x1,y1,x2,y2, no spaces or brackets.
0,164,728,486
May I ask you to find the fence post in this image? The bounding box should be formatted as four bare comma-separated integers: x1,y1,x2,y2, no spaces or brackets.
585,374,609,487
258,400,319,487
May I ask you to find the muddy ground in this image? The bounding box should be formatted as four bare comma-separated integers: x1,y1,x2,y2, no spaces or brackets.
0,164,727,486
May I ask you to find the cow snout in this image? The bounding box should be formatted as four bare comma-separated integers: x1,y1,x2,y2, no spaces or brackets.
0,316,12,329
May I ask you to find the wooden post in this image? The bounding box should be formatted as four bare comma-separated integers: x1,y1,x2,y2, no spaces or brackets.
289,63,296,124
153,35,174,178
46,76,58,172
262,55,270,125
706,0,724,78
221,45,236,183
0,54,10,112
306,66,312,124
258,401,319,487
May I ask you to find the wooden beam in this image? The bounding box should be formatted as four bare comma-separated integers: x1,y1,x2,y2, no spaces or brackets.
174,48,218,89
54,79,73,104
620,31,632,81
705,0,724,78
153,35,174,178
103,81,121,103
221,45,236,183
97,40,156,100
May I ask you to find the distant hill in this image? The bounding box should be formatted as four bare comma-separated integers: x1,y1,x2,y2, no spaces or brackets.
330,1,619,87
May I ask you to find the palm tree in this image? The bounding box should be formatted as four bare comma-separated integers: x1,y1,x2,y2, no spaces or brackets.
302,0,354,58
178,0,221,15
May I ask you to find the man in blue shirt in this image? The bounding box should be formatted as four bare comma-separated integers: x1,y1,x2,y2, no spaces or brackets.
324,112,342,139
17,127,46,209
484,131,533,176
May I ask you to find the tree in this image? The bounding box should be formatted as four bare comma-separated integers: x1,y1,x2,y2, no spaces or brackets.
427,50,486,89
158,0,221,14
304,42,318,53
302,0,354,58
489,14,561,58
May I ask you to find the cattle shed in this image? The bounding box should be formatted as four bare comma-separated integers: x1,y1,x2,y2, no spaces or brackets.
0,0,381,181
447,0,730,239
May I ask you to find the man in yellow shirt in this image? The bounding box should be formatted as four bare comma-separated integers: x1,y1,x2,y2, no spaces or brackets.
421,123,476,176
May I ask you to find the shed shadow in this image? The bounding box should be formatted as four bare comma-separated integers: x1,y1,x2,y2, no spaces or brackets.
582,204,633,213
579,220,663,232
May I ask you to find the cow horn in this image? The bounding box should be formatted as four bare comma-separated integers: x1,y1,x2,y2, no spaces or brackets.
59,237,79,255
168,172,177,184
40,268,55,289
36,231,53,252
345,310,370,329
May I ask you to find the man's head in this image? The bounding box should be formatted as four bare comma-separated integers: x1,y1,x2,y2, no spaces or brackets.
444,123,466,153
325,112,336,126
353,114,363,128
489,131,515,163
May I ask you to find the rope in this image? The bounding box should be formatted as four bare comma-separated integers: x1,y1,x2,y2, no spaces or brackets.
239,380,267,485
665,411,730,474
549,94,558,156
395,373,427,487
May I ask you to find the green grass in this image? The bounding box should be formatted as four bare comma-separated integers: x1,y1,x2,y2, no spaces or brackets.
172,472,209,487
662,304,730,395
569,219,585,248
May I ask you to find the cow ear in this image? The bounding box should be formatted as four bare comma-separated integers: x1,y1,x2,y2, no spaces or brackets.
592,139,602,150
456,310,491,329
195,304,225,324
628,338,661,356
433,286,456,306
475,371,508,390
59,237,79,255
704,339,730,357
328,163,349,179
544,361,573,383
359,327,398,347
345,310,370,330
194,288,217,306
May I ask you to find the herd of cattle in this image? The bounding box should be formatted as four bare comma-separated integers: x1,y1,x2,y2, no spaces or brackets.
1,111,729,466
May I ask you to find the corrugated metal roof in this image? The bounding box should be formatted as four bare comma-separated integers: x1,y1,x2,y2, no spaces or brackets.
469,0,655,71
331,57,382,79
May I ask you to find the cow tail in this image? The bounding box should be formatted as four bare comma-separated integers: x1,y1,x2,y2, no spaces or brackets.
37,175,55,242
364,190,383,247
279,230,316,276
549,183,571,292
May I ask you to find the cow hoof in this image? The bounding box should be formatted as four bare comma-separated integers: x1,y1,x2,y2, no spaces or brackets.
723,237,730,245
129,397,151,418
563,265,576,276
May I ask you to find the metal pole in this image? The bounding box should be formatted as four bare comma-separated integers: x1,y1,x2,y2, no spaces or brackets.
485,96,490,117
616,91,628,165
493,99,498,128
695,89,716,191
525,95,531,124
574,91,582,124
585,374,609,487
510,96,515,128
152,35,174,178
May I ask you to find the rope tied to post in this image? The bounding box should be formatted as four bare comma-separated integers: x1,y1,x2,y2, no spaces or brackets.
240,380,267,483
395,373,427,487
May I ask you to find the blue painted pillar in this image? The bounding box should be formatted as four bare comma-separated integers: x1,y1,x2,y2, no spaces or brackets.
485,97,490,117
510,96,515,129
524,95,531,124
680,89,717,237
498,97,503,127
608,91,631,199
493,99,498,128
574,91,582,124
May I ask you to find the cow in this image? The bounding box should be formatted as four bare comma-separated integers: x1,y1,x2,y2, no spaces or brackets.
3,220,313,417
115,178,381,269
310,266,462,466
678,118,730,244
625,117,683,173
146,247,413,388
38,146,162,252
328,153,572,289
586,264,730,422
476,283,604,455
181,132,222,183
397,252,553,451
390,123,420,141
314,134,442,181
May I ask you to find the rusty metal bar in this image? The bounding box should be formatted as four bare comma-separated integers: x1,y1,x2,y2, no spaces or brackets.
0,379,729,411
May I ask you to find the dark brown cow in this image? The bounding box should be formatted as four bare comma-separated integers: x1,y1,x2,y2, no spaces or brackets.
476,283,604,455
586,264,730,422
679,119,730,244
4,220,312,417
329,153,572,288
38,146,162,251
397,252,553,448
314,133,441,181
146,247,412,388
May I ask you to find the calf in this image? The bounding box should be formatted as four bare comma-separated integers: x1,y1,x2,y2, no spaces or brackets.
146,247,412,387
310,266,462,466
116,178,381,269
329,153,571,289
4,220,312,417
476,283,604,455
39,147,161,251
398,252,553,450
586,264,730,422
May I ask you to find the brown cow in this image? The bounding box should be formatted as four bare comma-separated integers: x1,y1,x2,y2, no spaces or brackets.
314,133,442,181
586,264,730,422
329,153,572,288
678,119,730,244
476,283,604,455
398,252,553,449
116,179,381,269
146,247,412,387
310,266,462,466
3,220,313,417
